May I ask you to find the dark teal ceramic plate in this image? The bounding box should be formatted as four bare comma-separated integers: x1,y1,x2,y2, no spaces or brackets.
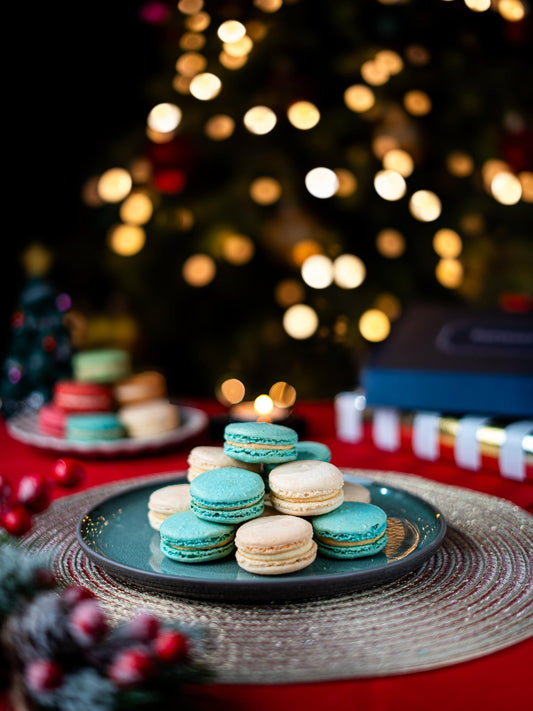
77,474,446,602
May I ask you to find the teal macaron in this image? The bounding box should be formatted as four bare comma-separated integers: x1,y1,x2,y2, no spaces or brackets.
66,412,125,441
159,510,235,563
312,501,388,559
223,422,298,464
295,440,331,462
190,467,265,524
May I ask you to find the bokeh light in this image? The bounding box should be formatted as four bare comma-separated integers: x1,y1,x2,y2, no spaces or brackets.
409,190,442,221
374,49,403,75
301,254,334,289
243,106,277,134
189,72,222,100
382,149,414,177
254,394,274,415
404,90,432,116
249,176,282,204
498,0,526,21
433,228,462,258
374,170,407,200
175,52,207,77
446,151,475,177
221,232,255,265
333,254,366,289
435,258,464,288
269,381,297,408
216,377,246,405
359,309,391,342
217,20,246,42
97,168,133,203
287,101,321,130
274,279,306,307
518,171,533,202
147,103,182,133
344,84,375,112
305,167,339,198
108,224,146,256
491,171,522,205
283,304,319,339
464,0,491,12
182,254,217,285
223,35,253,57
376,229,406,258
119,192,154,225
334,169,358,197
360,59,390,86
205,114,235,140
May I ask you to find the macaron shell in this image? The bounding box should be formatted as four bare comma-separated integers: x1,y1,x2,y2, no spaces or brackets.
113,370,168,405
235,514,317,575
268,460,345,497
147,483,191,530
223,421,298,463
72,348,131,384
66,413,125,441
190,468,265,524
312,501,388,559
187,445,260,482
159,510,235,562
343,481,371,504
118,399,180,437
295,440,332,462
269,489,344,517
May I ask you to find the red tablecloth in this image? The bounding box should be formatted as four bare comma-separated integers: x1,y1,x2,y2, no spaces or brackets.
2,400,532,711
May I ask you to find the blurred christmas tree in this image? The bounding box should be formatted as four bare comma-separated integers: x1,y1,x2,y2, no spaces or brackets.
58,0,533,400
0,245,72,418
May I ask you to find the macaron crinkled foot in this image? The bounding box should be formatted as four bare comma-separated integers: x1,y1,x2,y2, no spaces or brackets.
159,510,235,563
268,460,344,516
186,445,260,483
189,467,265,524
312,501,388,559
147,482,191,531
235,515,317,575
343,481,371,504
223,421,298,464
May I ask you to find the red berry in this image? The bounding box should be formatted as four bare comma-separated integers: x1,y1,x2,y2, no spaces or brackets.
69,599,109,646
16,474,52,514
2,505,32,536
107,648,156,687
51,458,86,488
126,611,160,642
61,585,95,608
25,659,63,692
153,630,189,664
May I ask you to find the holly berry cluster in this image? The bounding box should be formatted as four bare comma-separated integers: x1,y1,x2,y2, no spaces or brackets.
5,580,210,710
0,457,86,537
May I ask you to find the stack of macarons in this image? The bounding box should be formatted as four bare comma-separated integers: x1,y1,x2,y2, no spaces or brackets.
37,348,179,442
154,420,388,576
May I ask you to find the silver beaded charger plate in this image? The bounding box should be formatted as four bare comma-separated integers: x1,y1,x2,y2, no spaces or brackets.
75,473,445,602
6,405,208,458
20,470,533,683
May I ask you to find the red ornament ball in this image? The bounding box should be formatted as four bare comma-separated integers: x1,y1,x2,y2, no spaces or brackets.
25,659,63,692
2,504,33,536
16,473,52,514
107,648,156,687
51,458,86,488
153,629,189,664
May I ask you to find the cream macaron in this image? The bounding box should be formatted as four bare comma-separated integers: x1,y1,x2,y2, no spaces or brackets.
235,514,317,575
268,460,344,516
118,399,179,438
147,482,191,530
343,480,371,504
186,445,260,482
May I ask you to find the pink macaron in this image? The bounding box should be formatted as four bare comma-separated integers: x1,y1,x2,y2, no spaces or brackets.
38,403,67,438
53,380,114,413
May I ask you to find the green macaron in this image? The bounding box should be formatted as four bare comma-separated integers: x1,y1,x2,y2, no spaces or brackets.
312,501,388,559
190,467,265,524
159,510,236,563
223,422,298,464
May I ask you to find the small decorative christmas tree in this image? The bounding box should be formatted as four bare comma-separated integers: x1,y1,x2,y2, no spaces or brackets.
0,244,73,419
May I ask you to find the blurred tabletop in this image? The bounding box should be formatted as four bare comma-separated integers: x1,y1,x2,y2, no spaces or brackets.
1,399,532,711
